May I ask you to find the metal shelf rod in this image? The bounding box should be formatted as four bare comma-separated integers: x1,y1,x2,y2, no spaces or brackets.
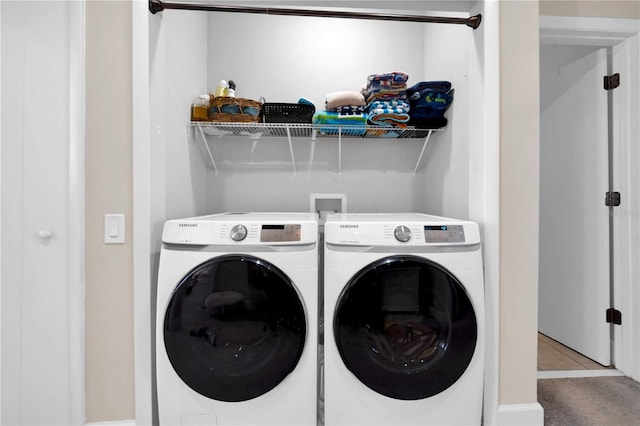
149,1,482,29
338,127,342,175
286,126,297,175
413,130,433,175
196,124,218,175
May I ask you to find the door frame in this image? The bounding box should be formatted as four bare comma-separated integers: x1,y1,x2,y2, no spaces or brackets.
539,15,640,380
0,1,86,422
68,1,87,422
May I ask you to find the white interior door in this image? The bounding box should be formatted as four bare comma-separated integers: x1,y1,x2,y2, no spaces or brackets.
539,44,611,366
1,1,84,424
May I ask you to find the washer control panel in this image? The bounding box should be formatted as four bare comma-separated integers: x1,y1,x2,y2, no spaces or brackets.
259,224,302,242
162,213,318,245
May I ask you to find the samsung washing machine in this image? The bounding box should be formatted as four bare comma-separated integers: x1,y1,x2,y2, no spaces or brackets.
323,213,484,425
156,212,318,426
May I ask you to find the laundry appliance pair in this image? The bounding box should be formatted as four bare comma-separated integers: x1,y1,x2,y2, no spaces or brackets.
156,212,484,426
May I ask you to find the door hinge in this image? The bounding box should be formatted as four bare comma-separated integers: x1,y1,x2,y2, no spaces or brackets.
604,73,620,90
605,191,621,207
606,308,622,325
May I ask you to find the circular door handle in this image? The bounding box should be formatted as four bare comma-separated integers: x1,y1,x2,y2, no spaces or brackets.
38,230,52,240
38,229,53,245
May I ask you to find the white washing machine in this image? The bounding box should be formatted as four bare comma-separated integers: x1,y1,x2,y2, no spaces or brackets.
156,212,318,426
324,213,484,425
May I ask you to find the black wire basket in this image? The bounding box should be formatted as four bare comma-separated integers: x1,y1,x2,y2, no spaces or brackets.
262,103,315,124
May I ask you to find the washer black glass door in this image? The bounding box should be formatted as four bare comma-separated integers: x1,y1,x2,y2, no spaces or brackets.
164,254,306,402
334,255,477,400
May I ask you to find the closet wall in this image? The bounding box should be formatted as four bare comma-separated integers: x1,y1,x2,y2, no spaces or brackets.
151,8,477,220
143,0,492,424
202,11,473,216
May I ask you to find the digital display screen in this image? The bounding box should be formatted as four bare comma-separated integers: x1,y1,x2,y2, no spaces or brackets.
260,224,301,242
424,225,465,243
425,225,447,231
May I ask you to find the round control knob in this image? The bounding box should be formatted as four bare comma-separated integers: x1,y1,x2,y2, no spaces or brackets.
230,224,247,242
394,225,412,243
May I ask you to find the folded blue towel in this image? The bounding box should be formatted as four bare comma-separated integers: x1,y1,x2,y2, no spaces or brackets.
406,81,454,118
367,100,410,115
313,111,368,135
366,72,409,86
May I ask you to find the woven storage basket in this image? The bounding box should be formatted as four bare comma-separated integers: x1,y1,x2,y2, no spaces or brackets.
262,103,315,123
209,96,262,123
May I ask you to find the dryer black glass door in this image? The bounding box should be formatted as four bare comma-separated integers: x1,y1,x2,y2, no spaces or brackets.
163,255,306,402
334,255,477,400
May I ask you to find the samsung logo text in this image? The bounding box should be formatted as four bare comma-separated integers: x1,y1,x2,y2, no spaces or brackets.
340,224,359,229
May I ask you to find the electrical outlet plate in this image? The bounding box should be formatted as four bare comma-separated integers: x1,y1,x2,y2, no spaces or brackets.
310,193,346,220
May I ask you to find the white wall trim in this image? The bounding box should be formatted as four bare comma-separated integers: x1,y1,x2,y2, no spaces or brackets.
481,1,500,425
0,0,3,421
539,15,640,383
537,369,624,379
132,1,154,425
68,1,87,423
496,403,544,426
86,421,136,426
540,16,640,46
613,32,640,382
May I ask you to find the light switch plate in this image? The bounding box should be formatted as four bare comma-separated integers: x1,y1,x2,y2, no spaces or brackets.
104,214,125,244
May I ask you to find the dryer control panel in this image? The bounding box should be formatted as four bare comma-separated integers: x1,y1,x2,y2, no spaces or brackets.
424,225,465,243
324,213,480,247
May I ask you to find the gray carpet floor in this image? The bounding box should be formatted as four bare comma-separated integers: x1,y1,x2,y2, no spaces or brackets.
538,376,640,425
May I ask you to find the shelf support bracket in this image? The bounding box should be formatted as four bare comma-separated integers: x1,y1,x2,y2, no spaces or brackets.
413,130,433,175
286,126,297,175
196,124,218,175
338,127,342,175
308,130,316,173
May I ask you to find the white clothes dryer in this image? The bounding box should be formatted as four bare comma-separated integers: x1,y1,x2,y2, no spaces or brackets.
156,212,318,426
324,213,484,425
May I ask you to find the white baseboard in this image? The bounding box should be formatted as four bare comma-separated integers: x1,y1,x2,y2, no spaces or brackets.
537,369,624,379
496,403,544,426
86,421,136,426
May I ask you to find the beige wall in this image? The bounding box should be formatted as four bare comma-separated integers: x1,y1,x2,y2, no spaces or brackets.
499,0,540,406
499,0,640,407
540,0,640,18
81,0,638,423
496,0,640,408
85,1,135,422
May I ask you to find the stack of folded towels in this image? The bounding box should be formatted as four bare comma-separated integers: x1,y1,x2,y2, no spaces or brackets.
406,81,454,129
312,91,368,135
361,72,411,128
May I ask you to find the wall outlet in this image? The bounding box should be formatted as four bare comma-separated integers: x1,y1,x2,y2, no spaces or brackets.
310,193,347,221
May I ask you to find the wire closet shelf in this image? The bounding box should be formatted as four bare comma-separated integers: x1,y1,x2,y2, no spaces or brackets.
193,122,439,139
190,122,442,176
